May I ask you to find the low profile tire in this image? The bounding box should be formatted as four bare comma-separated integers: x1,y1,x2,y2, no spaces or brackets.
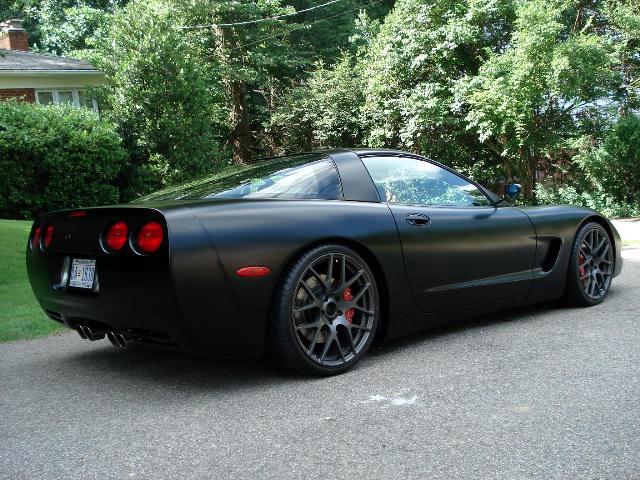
565,222,614,307
270,244,380,376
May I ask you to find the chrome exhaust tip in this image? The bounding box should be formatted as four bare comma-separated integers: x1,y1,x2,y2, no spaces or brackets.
77,325,88,340
84,325,106,341
114,332,129,348
106,331,118,347
106,331,129,348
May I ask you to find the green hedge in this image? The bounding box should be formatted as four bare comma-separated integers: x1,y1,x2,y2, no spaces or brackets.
0,102,127,219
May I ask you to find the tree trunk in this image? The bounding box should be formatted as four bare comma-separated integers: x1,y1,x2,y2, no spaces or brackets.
213,25,252,165
229,80,251,165
519,145,535,202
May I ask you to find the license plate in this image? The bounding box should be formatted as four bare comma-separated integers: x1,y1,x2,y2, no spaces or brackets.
69,259,96,289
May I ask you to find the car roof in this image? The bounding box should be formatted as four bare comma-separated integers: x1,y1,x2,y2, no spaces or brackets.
328,148,419,157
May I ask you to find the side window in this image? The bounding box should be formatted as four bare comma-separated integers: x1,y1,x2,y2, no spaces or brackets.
361,156,492,207
206,158,342,200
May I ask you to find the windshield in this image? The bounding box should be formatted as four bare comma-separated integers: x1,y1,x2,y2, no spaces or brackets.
135,154,342,202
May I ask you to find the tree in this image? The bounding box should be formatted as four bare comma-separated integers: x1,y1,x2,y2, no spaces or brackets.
270,53,366,152
87,0,227,198
270,10,385,153
606,0,640,114
1,0,129,54
360,0,517,187
171,0,305,164
171,0,394,164
458,0,618,199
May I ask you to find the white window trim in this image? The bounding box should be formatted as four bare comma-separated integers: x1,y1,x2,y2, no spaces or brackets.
35,89,98,112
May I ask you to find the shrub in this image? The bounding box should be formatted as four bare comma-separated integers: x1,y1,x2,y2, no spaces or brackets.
536,184,640,218
0,102,127,219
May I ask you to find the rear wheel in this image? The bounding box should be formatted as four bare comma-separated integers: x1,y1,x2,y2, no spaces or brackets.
270,244,379,376
565,222,614,306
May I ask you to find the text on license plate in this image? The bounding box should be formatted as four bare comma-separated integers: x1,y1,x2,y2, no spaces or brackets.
69,259,96,289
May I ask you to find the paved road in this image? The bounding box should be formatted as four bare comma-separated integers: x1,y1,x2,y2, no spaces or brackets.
1,249,639,480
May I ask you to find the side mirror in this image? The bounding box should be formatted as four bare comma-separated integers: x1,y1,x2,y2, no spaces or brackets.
504,183,522,200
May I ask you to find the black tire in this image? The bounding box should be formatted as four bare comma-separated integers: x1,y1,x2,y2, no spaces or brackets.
269,244,380,376
565,222,614,307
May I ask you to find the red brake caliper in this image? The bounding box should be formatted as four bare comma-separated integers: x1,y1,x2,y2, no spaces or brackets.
342,288,355,323
578,253,586,285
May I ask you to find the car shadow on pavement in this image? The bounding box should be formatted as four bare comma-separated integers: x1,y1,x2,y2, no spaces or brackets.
371,281,629,360
51,284,627,389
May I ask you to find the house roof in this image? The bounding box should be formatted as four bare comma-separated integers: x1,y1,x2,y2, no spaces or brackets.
0,48,101,73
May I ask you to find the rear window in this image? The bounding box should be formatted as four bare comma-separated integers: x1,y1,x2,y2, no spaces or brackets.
135,154,342,202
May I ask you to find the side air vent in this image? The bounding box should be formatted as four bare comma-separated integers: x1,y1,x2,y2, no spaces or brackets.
540,238,562,273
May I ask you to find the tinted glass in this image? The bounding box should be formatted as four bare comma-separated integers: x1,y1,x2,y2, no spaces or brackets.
362,156,492,206
136,154,341,202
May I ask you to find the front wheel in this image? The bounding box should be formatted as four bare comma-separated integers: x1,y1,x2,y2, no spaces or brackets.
565,222,614,307
270,245,379,376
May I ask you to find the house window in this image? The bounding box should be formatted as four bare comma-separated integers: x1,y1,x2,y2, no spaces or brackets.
35,89,98,112
36,91,54,105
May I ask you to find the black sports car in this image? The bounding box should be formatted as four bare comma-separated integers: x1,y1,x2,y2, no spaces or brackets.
27,149,623,375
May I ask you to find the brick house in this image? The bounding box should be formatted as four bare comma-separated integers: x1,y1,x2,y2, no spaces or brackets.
0,19,105,110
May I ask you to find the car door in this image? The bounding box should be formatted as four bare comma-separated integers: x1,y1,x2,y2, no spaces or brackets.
361,155,537,313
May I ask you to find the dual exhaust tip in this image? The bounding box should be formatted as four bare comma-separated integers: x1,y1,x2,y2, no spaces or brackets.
106,331,129,348
77,324,129,348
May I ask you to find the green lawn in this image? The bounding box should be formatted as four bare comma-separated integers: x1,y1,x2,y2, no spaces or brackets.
0,219,64,342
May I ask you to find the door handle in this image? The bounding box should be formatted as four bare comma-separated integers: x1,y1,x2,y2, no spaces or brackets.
406,213,431,227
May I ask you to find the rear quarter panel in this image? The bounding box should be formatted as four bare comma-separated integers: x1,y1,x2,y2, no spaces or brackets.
185,199,407,308
158,199,407,355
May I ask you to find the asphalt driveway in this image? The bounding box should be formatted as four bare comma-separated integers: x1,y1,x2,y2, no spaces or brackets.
1,248,639,480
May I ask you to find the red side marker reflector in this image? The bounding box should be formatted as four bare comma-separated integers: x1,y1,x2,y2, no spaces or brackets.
236,266,271,278
69,211,87,218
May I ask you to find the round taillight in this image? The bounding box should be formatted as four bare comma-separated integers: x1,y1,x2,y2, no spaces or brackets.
136,221,163,254
43,224,55,250
105,221,128,252
31,225,41,250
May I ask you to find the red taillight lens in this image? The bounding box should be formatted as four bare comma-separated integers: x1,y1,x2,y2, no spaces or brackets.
43,224,54,250
105,221,128,251
136,221,163,254
31,225,41,250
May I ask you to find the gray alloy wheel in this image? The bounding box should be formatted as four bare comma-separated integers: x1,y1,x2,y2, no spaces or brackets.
270,244,379,375
566,222,614,306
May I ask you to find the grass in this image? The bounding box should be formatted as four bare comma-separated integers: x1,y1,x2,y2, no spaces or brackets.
0,219,64,342
623,239,640,248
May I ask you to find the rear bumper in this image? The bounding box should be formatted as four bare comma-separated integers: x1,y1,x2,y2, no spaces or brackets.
26,206,268,358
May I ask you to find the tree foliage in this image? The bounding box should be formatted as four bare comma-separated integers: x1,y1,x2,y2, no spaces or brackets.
575,113,640,205
85,0,228,198
276,0,640,202
5,0,640,209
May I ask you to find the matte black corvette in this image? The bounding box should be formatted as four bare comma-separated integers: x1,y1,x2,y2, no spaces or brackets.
27,149,623,375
